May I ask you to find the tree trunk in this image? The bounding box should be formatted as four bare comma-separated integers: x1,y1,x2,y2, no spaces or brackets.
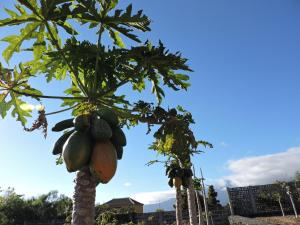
200,170,210,225
175,186,183,225
187,176,198,225
72,166,97,225
195,190,204,225
288,193,298,218
278,199,285,217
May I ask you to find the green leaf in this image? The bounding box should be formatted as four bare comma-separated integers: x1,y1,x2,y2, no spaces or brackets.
4,8,19,18
33,24,46,59
17,0,39,15
108,28,125,48
0,94,12,118
57,21,78,35
10,92,32,126
2,22,40,63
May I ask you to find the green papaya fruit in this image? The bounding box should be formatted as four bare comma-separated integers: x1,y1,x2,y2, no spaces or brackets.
52,119,74,132
52,129,75,155
168,178,174,188
176,168,184,178
111,127,126,146
115,145,123,160
97,108,119,128
183,168,193,177
74,114,90,131
91,117,112,140
169,108,177,117
63,131,92,172
182,176,189,188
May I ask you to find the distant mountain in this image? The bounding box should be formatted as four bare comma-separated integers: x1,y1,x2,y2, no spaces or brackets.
144,198,175,213
143,188,229,213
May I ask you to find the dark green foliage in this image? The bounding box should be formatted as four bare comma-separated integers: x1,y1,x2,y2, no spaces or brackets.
0,188,72,225
0,0,192,130
295,171,300,182
207,185,221,209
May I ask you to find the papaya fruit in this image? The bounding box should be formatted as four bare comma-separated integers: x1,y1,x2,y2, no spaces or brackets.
173,177,182,188
74,114,90,131
182,176,189,188
115,145,123,160
52,119,74,132
52,129,75,155
168,178,173,188
97,108,119,128
111,127,126,146
89,141,117,184
63,131,92,172
91,117,112,140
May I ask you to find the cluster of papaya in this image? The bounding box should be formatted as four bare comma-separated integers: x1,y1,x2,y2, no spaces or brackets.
166,165,193,189
51,108,126,184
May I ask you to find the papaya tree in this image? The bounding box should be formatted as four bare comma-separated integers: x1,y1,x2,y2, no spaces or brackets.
147,158,185,225
278,181,298,218
259,189,285,217
145,105,212,225
0,1,193,224
193,172,205,225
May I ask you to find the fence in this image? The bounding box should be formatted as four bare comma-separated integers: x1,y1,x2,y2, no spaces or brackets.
227,181,300,217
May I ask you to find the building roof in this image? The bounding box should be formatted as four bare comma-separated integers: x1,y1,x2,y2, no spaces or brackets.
104,197,144,206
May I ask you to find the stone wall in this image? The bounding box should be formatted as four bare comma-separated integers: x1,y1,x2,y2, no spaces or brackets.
228,216,275,225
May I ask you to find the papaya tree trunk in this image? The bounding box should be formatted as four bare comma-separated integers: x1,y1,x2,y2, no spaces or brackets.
175,186,183,225
200,169,210,225
288,193,298,218
72,166,97,225
278,198,285,217
187,176,198,225
195,190,204,225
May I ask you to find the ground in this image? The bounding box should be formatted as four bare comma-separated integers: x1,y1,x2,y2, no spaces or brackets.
259,216,300,225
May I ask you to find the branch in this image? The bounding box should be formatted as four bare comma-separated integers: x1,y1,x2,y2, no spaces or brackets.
94,24,104,93
101,79,130,96
11,88,87,100
45,104,80,116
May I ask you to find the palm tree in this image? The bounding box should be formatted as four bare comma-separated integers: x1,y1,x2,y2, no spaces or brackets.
0,1,193,224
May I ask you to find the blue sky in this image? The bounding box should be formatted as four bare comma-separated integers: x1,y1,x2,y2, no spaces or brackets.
1,0,300,205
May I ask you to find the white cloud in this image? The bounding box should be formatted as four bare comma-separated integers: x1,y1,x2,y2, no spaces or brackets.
131,190,175,205
123,182,132,187
218,146,300,188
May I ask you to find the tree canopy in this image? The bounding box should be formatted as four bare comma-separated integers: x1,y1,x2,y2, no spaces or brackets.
0,0,192,133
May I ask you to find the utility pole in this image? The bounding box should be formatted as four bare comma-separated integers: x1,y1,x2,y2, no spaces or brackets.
200,168,210,225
